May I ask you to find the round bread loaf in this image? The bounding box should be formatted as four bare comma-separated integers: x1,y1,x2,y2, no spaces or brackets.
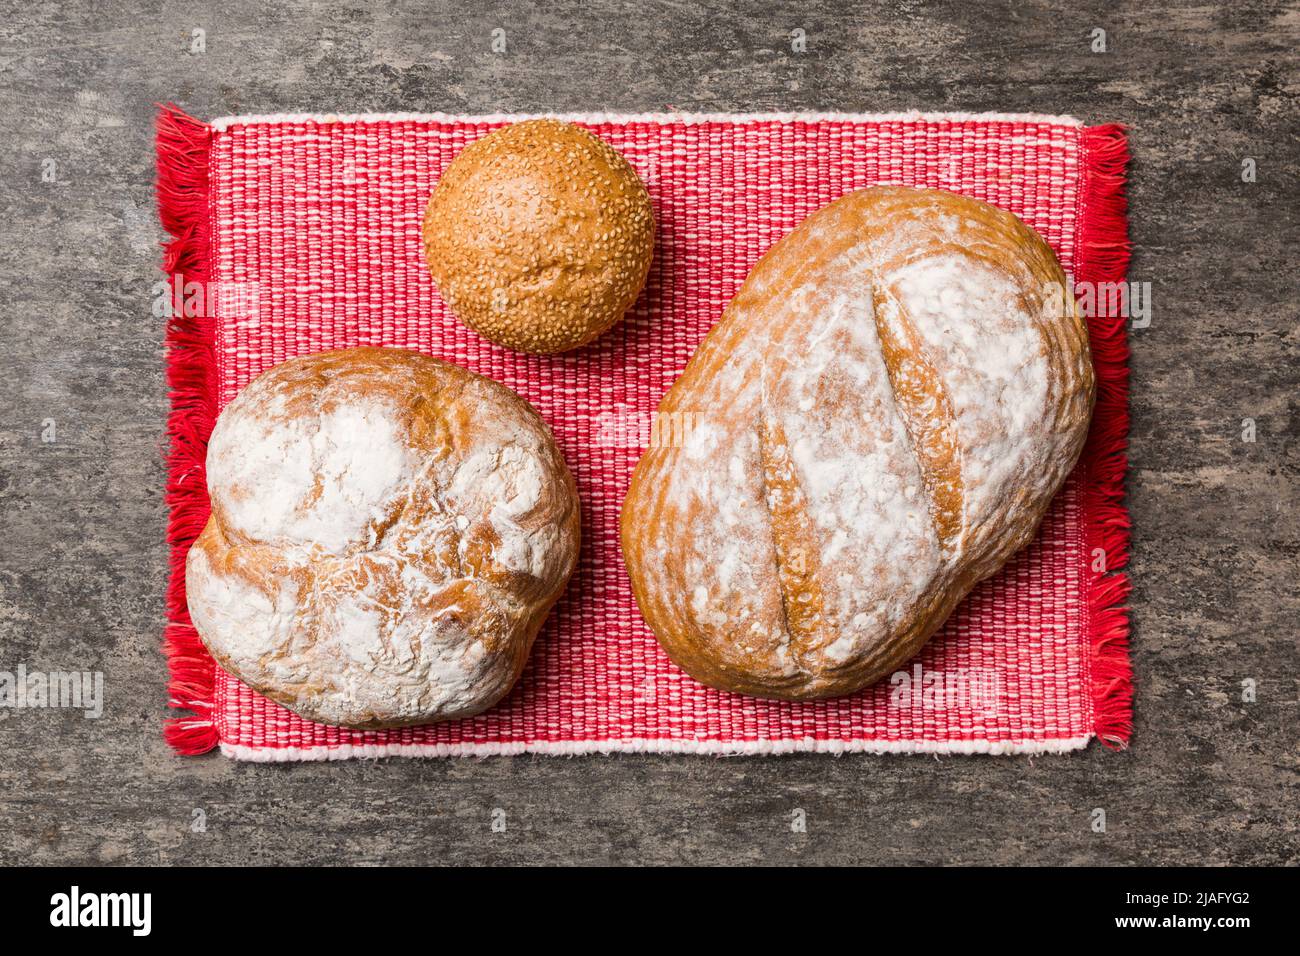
422,118,654,353
620,186,1095,701
186,347,580,729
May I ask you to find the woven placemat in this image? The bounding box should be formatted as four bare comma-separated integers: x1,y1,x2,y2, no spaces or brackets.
157,107,1132,759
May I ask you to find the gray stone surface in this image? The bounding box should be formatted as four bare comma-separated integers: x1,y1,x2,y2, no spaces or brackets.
0,0,1296,866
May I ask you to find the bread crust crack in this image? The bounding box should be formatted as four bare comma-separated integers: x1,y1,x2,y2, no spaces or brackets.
756,412,825,668
869,280,967,559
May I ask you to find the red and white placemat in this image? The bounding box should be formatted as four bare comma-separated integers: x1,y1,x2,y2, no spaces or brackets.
157,107,1132,760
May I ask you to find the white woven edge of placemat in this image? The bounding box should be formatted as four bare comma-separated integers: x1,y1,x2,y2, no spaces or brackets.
209,110,1084,131
221,735,1093,761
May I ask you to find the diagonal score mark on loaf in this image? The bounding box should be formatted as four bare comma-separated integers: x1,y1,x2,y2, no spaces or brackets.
868,280,966,558
756,407,825,663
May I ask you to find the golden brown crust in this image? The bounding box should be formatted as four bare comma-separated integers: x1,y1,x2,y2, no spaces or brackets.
422,119,654,353
186,347,580,729
620,186,1095,701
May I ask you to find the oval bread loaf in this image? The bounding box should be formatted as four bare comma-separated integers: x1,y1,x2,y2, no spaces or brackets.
186,347,580,729
620,186,1095,701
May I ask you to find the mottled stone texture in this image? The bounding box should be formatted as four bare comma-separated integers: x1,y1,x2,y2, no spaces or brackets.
0,1,1295,866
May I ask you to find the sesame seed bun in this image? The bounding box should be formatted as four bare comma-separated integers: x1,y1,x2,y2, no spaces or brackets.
422,119,655,354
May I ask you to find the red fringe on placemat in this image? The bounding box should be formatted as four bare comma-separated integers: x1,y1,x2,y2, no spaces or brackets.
1077,124,1134,749
156,104,219,755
